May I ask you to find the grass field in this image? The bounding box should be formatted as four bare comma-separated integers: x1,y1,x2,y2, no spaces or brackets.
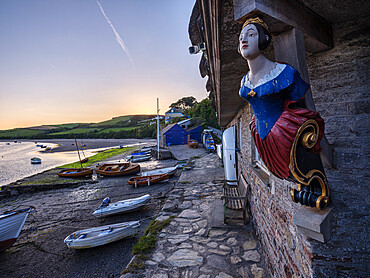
52,123,80,129
57,146,136,168
98,127,139,133
49,128,100,135
0,128,44,138
90,116,132,127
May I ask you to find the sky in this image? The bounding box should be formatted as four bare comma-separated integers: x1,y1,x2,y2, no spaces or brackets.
0,0,206,130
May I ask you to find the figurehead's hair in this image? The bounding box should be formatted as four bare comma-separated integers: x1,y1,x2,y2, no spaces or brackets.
242,17,270,35
239,17,272,51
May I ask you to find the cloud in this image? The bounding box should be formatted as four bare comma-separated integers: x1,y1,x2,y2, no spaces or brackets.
96,0,135,67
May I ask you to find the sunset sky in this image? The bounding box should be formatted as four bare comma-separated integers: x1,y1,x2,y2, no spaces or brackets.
0,0,206,130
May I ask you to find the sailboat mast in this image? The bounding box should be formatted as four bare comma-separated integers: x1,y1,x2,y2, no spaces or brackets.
157,97,160,160
74,138,83,169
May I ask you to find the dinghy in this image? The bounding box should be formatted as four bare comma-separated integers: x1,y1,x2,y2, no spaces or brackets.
130,155,151,163
140,146,153,153
0,207,35,251
64,221,140,249
30,157,41,164
141,165,179,177
93,194,151,217
57,168,93,178
128,173,170,187
95,163,140,176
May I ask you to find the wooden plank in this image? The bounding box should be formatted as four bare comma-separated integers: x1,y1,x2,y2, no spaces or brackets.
233,0,333,53
274,28,333,168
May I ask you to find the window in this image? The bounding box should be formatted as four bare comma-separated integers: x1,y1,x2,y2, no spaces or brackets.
252,141,270,176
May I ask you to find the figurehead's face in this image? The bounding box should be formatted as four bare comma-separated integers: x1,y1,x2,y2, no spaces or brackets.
239,24,260,60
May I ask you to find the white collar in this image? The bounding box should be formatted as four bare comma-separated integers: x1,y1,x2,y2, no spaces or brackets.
244,63,286,89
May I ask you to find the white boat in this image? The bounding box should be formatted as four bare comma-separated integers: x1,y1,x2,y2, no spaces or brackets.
141,165,179,177
31,157,41,164
140,146,153,153
93,194,151,217
64,221,140,249
0,207,35,251
130,155,151,163
125,153,151,160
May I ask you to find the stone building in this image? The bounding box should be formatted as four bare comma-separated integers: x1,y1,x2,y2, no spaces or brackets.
189,0,369,277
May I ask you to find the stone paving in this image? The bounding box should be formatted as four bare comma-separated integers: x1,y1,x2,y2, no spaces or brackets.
136,152,270,278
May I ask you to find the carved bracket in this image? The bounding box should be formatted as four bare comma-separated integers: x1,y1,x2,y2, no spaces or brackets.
289,120,330,210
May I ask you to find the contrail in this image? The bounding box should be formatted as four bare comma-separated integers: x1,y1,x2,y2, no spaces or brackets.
96,0,134,67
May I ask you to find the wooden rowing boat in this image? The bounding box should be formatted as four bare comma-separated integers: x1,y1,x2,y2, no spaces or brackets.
93,194,151,217
128,173,170,187
57,168,93,178
188,139,198,148
64,221,140,249
80,157,88,163
0,207,36,251
95,163,140,176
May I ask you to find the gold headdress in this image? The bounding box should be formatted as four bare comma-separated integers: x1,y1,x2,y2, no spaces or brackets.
242,17,270,34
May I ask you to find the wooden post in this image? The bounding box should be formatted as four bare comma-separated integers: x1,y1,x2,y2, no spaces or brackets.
274,28,333,168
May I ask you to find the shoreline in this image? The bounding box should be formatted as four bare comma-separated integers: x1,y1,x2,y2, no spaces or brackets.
0,138,156,153
0,138,157,192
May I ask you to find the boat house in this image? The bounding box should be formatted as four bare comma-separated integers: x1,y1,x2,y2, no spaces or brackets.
186,125,203,143
159,123,189,147
189,0,369,277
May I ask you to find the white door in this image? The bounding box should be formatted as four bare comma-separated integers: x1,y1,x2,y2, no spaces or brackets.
222,126,237,185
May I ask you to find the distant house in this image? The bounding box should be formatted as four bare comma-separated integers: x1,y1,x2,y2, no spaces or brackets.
159,123,189,147
187,125,203,143
165,107,185,123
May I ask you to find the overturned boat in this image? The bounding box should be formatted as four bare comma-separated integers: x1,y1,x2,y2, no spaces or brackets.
93,194,151,217
141,165,179,177
0,207,36,251
95,163,140,176
130,155,151,163
64,221,140,249
128,173,170,187
57,168,93,178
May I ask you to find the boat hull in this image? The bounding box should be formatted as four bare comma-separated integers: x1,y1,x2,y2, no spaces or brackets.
141,165,178,177
93,194,151,217
0,207,34,252
130,155,151,163
95,163,140,176
57,168,93,178
64,221,140,249
128,173,170,186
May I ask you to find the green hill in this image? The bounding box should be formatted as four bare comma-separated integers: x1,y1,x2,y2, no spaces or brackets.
0,115,159,139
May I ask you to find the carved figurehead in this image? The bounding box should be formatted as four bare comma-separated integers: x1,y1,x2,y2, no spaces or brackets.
238,17,330,210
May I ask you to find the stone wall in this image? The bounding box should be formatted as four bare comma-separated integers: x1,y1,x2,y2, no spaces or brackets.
229,18,369,277
306,18,369,277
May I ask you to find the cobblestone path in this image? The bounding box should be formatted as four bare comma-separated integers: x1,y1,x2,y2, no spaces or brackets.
135,152,270,278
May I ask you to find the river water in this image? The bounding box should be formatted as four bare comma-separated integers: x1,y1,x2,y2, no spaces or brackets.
0,141,116,186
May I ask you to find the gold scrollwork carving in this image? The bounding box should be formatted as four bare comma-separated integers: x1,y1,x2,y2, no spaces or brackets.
289,119,330,210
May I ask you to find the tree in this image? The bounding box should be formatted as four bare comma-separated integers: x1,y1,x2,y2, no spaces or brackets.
169,96,198,114
187,98,219,128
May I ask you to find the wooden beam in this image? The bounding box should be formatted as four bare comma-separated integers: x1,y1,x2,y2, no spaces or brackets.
233,0,333,53
274,28,333,168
